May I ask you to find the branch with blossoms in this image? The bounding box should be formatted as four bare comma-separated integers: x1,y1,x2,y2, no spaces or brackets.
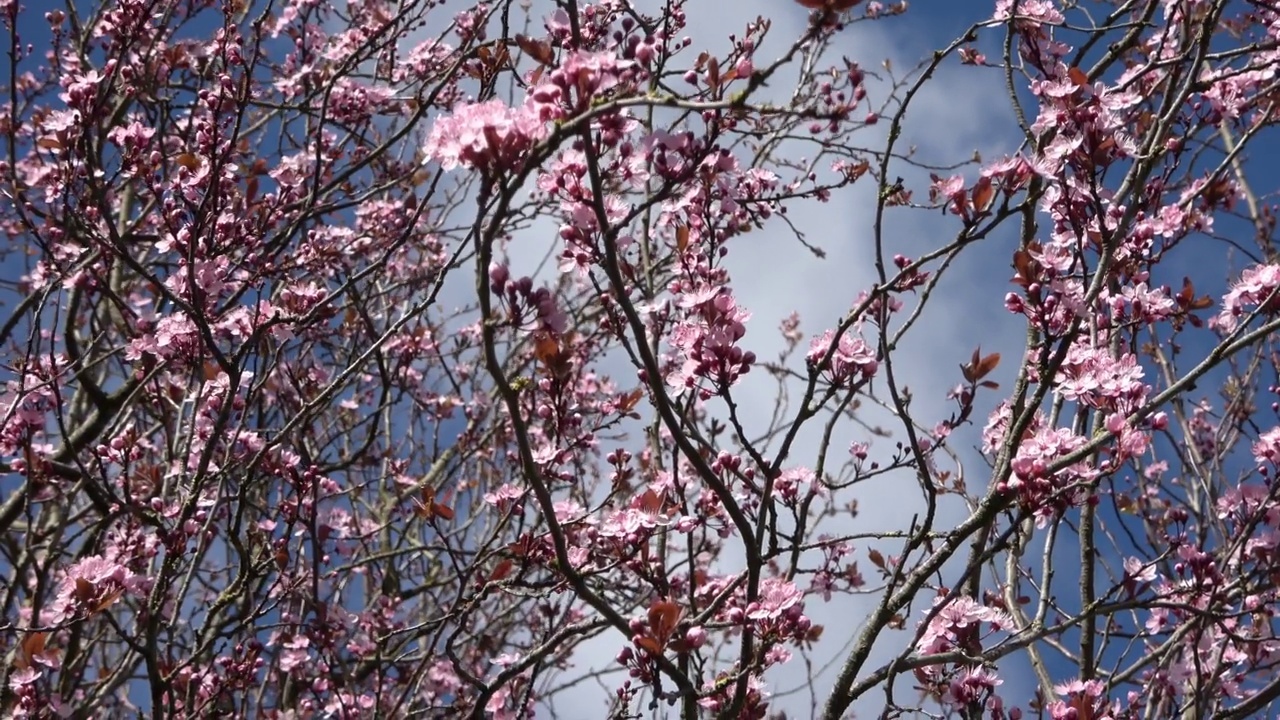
5,0,1280,719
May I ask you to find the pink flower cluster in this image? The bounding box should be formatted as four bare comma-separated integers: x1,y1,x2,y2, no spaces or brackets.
1213,263,1280,332
1004,424,1097,522
46,552,144,625
913,594,1014,711
806,328,878,386
914,595,1013,661
667,286,756,397
1053,342,1147,411
423,99,547,173
528,50,636,119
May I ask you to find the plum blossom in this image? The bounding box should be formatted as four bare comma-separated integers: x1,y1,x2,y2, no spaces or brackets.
1053,343,1147,410
698,673,771,717
1048,677,1112,720
667,287,756,395
1005,425,1098,523
1213,263,1280,332
745,577,804,621
806,329,878,385
484,483,527,513
47,553,142,624
914,595,1013,673
423,99,547,173
771,466,824,505
125,311,201,363
277,634,312,673
944,666,1002,707
994,0,1064,28
598,495,677,539
529,50,635,118
1252,427,1280,466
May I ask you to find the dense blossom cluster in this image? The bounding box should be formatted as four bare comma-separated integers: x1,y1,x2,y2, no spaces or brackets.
806,329,879,386
423,99,549,173
4,0,1280,718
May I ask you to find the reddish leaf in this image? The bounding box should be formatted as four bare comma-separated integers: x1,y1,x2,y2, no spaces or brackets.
508,535,535,559
1180,277,1214,310
963,348,1001,383
676,225,690,253
202,361,222,381
15,632,47,670
647,598,682,643
634,635,664,656
175,153,201,171
1202,177,1234,207
1177,278,1193,303
413,494,432,518
975,351,1000,378
1011,247,1037,287
971,176,995,213
515,34,554,66
843,160,870,182
74,578,96,603
868,548,886,570
638,488,660,513
533,333,560,366
618,389,644,413
415,488,455,521
92,587,125,614
491,558,514,582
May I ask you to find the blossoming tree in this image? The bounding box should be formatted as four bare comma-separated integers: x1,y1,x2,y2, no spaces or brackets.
3,0,1280,717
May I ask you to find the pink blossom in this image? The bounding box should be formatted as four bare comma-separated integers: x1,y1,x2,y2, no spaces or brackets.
914,595,1012,663
945,666,1002,707
994,0,1065,27
807,329,878,384
48,553,140,624
278,635,311,673
1252,427,1280,466
423,99,547,173
745,578,803,621
1053,343,1147,409
1214,263,1280,332
772,466,823,505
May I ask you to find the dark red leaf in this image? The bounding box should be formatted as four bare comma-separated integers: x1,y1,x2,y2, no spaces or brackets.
868,548,886,570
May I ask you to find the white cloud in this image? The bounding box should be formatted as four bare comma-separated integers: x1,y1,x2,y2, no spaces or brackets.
414,0,1042,715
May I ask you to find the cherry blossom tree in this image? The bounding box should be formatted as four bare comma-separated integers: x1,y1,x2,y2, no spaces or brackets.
3,0,1280,717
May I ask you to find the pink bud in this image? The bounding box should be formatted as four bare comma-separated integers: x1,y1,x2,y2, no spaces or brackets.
684,626,707,648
